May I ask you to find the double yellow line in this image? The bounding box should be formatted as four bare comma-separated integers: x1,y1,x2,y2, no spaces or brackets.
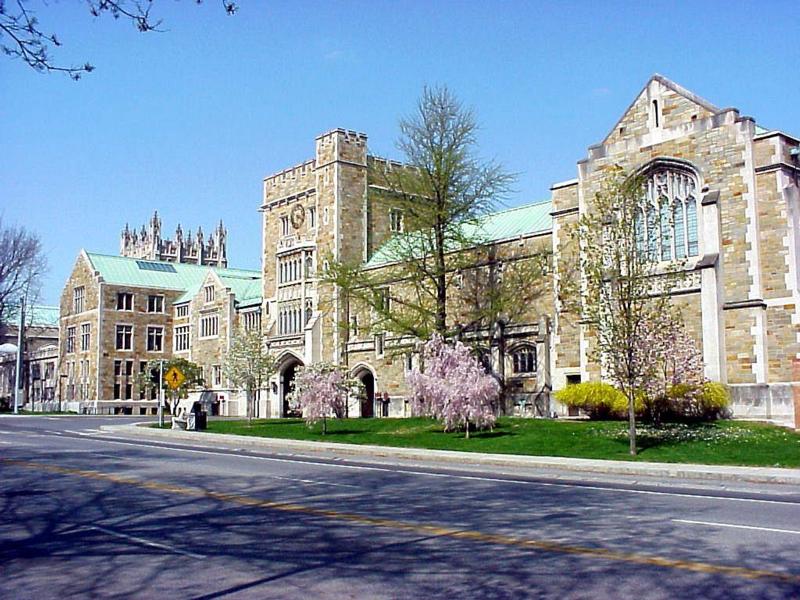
3,457,798,585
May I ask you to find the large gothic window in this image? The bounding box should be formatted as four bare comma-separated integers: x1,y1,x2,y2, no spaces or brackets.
638,168,699,261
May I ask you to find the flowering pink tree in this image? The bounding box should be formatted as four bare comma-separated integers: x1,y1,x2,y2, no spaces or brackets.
630,312,705,422
406,334,500,438
290,363,362,434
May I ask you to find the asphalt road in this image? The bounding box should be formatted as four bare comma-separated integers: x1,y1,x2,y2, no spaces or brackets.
1,416,800,599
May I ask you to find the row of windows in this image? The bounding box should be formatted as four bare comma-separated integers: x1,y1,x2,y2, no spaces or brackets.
65,323,92,353
200,314,219,338
113,324,164,352
278,300,313,335
278,253,314,284
112,292,168,313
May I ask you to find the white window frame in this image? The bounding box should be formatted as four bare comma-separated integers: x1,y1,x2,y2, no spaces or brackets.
389,208,404,233
174,324,190,352
199,314,219,339
175,304,189,318
66,326,76,354
80,322,91,353
204,285,216,303
115,324,134,351
116,292,134,311
73,286,85,313
147,294,165,314
146,325,165,353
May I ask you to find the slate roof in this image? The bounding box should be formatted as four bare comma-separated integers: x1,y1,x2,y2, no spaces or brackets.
365,200,552,268
84,252,261,306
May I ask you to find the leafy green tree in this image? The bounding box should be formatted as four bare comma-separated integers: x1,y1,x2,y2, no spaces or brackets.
135,357,204,415
223,327,276,424
326,85,515,340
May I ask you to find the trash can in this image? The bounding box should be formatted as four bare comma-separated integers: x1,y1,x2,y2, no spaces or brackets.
195,410,207,431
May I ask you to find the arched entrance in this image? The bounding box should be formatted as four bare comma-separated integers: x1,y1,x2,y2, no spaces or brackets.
279,356,304,417
352,366,375,418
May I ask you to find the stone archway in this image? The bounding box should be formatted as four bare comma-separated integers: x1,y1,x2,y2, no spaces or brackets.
352,365,375,418
279,356,304,417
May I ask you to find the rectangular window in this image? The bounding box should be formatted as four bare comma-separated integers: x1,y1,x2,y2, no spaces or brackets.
73,287,85,313
66,326,76,353
375,332,385,357
281,215,290,236
80,323,91,352
125,360,134,376
374,287,390,312
200,314,219,338
176,304,189,317
242,310,261,332
307,207,316,229
115,325,133,350
146,326,164,352
204,285,215,303
116,292,133,311
174,325,190,351
114,360,122,377
389,209,404,233
147,295,164,313
213,365,222,386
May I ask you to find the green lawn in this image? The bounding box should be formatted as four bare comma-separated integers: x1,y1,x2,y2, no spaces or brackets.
201,417,800,468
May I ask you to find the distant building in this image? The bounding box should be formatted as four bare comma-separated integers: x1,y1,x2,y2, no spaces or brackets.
120,211,228,268
58,252,260,415
0,305,59,409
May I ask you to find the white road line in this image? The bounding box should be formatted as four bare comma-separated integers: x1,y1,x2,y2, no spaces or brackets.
81,434,800,506
73,524,206,558
43,430,63,436
268,474,360,488
673,519,800,536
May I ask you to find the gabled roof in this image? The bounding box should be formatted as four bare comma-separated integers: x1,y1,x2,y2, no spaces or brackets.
602,74,722,145
365,200,552,268
84,252,261,306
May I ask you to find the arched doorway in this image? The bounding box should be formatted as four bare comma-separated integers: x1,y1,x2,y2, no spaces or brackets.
352,366,375,418
279,357,304,417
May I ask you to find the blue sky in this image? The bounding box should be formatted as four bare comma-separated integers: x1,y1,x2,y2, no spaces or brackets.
2,0,798,305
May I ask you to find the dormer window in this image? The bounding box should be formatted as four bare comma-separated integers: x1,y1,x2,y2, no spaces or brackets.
204,285,215,303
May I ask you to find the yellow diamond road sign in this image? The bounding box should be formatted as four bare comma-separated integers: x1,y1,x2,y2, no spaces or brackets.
165,366,185,390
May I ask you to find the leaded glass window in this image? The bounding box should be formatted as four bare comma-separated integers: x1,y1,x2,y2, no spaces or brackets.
639,167,699,261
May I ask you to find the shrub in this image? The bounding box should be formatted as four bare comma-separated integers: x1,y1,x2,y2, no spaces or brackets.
555,382,629,420
661,381,731,422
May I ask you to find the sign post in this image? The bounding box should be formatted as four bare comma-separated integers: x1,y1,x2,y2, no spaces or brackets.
158,361,164,427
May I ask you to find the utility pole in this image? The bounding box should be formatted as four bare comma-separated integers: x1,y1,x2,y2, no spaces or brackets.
13,298,25,415
158,360,164,427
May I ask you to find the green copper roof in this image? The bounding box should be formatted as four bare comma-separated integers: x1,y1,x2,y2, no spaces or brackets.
3,304,59,328
85,253,261,306
366,200,552,268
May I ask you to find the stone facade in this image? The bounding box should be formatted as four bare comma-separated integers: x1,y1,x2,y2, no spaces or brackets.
260,76,800,427
58,251,260,415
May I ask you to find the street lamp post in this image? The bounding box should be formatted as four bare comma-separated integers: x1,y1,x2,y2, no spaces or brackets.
13,298,25,415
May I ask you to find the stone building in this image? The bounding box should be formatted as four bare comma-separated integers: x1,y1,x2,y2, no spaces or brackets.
258,75,800,428
58,251,260,414
0,305,59,410
120,211,228,268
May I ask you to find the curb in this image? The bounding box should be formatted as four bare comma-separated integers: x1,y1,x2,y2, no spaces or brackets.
100,422,800,486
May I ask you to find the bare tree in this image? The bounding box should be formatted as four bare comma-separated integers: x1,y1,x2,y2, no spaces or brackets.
326,85,515,340
0,0,238,80
0,218,47,340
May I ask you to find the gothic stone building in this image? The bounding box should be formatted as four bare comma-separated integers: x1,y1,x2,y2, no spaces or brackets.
121,211,228,268
258,75,800,428
58,250,261,415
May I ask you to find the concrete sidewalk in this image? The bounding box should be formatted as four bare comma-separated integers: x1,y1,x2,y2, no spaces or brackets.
100,422,800,486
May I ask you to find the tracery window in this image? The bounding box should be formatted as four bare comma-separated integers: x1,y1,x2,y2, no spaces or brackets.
638,168,699,261
511,345,537,374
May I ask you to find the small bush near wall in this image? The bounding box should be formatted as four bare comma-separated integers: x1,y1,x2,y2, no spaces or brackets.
554,382,629,420
663,381,731,422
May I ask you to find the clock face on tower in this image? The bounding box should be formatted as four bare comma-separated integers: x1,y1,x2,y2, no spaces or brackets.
290,204,305,229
